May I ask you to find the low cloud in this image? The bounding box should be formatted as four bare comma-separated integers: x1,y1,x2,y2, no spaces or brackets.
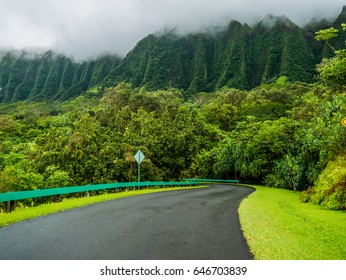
0,0,344,59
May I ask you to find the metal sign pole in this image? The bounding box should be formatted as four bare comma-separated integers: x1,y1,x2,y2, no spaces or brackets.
138,153,141,190
134,150,145,191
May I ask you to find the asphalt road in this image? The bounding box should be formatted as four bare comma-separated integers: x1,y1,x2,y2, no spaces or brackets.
0,185,255,260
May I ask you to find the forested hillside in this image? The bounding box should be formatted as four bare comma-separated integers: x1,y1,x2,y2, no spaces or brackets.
0,51,121,103
0,7,345,103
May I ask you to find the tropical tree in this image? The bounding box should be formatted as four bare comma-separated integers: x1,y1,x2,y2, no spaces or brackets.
315,24,346,90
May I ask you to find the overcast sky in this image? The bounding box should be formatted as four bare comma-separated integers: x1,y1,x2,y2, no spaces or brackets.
0,0,344,59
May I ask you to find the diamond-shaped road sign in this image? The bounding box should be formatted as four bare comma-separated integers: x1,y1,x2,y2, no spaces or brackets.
342,117,346,127
134,150,145,164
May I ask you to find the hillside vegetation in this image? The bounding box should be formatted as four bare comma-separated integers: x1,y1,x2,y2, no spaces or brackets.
0,52,121,103
0,7,345,103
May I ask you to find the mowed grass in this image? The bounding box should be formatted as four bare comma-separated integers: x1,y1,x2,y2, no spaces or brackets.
239,185,346,260
0,187,202,227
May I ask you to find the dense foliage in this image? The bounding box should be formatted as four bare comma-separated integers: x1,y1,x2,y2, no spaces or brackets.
1,78,345,210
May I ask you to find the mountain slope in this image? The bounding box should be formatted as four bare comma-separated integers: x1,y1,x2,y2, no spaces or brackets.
0,51,121,103
0,7,344,103
105,7,344,93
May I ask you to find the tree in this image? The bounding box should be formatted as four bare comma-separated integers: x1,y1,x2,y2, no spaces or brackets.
315,24,346,90
265,154,303,191
44,165,70,188
0,165,44,192
315,27,339,52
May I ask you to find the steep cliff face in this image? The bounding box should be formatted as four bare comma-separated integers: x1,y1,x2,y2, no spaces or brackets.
0,52,121,103
106,8,345,93
110,15,326,92
0,8,344,103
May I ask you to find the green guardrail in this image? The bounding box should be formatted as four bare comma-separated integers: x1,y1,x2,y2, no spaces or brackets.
183,178,239,183
0,181,198,205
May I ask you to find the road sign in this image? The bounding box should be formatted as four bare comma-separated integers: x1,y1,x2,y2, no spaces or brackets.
134,150,145,188
342,117,346,127
134,150,145,164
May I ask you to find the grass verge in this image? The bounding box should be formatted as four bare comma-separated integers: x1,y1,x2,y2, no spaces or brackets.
0,187,202,227
239,185,346,260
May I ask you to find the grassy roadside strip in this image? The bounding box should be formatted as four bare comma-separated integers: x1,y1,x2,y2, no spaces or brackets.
0,186,204,227
238,185,346,260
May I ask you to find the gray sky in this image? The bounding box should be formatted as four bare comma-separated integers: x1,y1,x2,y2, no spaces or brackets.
0,0,344,59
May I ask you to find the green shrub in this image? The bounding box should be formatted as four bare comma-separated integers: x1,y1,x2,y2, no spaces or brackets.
304,154,346,210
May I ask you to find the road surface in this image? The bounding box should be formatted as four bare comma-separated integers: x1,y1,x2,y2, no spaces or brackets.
0,184,254,260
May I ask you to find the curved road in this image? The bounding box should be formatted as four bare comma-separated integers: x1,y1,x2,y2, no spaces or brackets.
0,185,254,260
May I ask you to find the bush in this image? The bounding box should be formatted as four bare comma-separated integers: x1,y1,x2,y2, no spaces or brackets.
0,166,44,192
304,154,346,210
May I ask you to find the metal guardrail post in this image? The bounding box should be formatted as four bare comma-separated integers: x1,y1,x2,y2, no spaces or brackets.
5,200,15,213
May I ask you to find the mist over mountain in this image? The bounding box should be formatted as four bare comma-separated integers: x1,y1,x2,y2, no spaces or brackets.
0,7,345,103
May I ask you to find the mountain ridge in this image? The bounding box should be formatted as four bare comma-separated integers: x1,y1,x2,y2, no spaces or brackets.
0,7,345,103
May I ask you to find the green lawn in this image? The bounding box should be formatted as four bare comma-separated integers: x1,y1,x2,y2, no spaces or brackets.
0,187,202,227
239,185,346,260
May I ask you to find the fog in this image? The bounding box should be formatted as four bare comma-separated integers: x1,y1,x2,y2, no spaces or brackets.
0,0,344,59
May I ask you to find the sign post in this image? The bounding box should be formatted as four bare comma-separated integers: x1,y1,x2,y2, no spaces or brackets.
134,150,145,190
